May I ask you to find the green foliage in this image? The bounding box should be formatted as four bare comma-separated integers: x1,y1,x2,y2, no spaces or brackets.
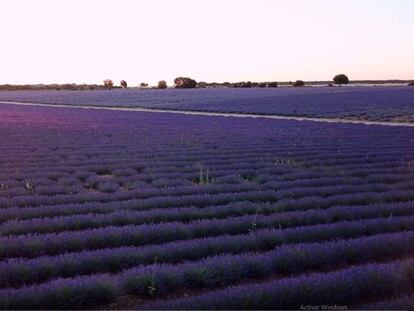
333,74,350,86
293,80,305,87
103,79,114,89
268,82,278,87
174,77,197,88
157,80,167,89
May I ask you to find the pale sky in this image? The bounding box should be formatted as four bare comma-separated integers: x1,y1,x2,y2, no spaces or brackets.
0,0,413,85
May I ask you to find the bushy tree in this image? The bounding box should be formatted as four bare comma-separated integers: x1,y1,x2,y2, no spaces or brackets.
61,83,77,90
293,80,305,87
103,79,113,89
231,81,250,88
157,80,167,89
197,81,208,88
333,74,349,86
140,82,149,88
120,80,127,88
268,82,278,87
174,77,197,88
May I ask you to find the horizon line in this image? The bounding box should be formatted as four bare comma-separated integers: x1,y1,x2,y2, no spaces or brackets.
1,78,413,87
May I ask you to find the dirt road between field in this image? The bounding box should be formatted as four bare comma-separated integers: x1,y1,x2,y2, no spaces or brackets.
1,100,414,127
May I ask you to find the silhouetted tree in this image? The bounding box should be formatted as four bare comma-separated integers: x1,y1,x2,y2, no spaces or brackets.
157,80,167,89
61,83,77,90
293,80,305,87
140,82,149,88
268,82,278,87
333,74,349,86
258,82,267,88
174,77,197,88
408,82,414,86
120,80,127,88
197,81,208,88
103,79,113,89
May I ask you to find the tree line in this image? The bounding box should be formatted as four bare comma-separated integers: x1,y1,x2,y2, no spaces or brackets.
104,75,349,89
1,75,413,91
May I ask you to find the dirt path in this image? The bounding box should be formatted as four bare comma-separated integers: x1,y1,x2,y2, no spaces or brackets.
1,100,414,127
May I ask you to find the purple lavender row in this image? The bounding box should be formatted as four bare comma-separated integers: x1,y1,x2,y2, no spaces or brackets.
3,101,412,144
0,139,410,188
1,87,413,122
0,149,404,177
1,134,410,188
5,146,398,173
1,207,414,289
2,187,414,229
1,158,408,209
0,163,407,213
2,185,414,237
2,209,414,261
6,143,397,171
359,293,414,310
1,163,413,209
2,230,414,309
0,181,261,209
142,258,414,310
0,149,405,183
3,180,414,224
0,149,407,178
6,138,394,171
1,158,407,199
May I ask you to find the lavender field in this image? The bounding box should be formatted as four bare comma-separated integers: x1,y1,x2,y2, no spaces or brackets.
0,86,414,122
1,103,414,310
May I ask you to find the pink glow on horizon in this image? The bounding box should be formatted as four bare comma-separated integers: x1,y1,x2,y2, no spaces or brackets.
0,0,413,85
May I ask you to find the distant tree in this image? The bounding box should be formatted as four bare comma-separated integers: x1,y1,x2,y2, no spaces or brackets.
293,80,305,87
174,77,197,88
268,82,278,87
408,82,414,86
120,80,127,88
103,79,114,89
197,81,208,88
251,82,259,87
222,82,231,87
157,80,167,89
242,81,252,88
258,82,267,88
61,83,77,90
333,74,349,86
140,82,149,88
